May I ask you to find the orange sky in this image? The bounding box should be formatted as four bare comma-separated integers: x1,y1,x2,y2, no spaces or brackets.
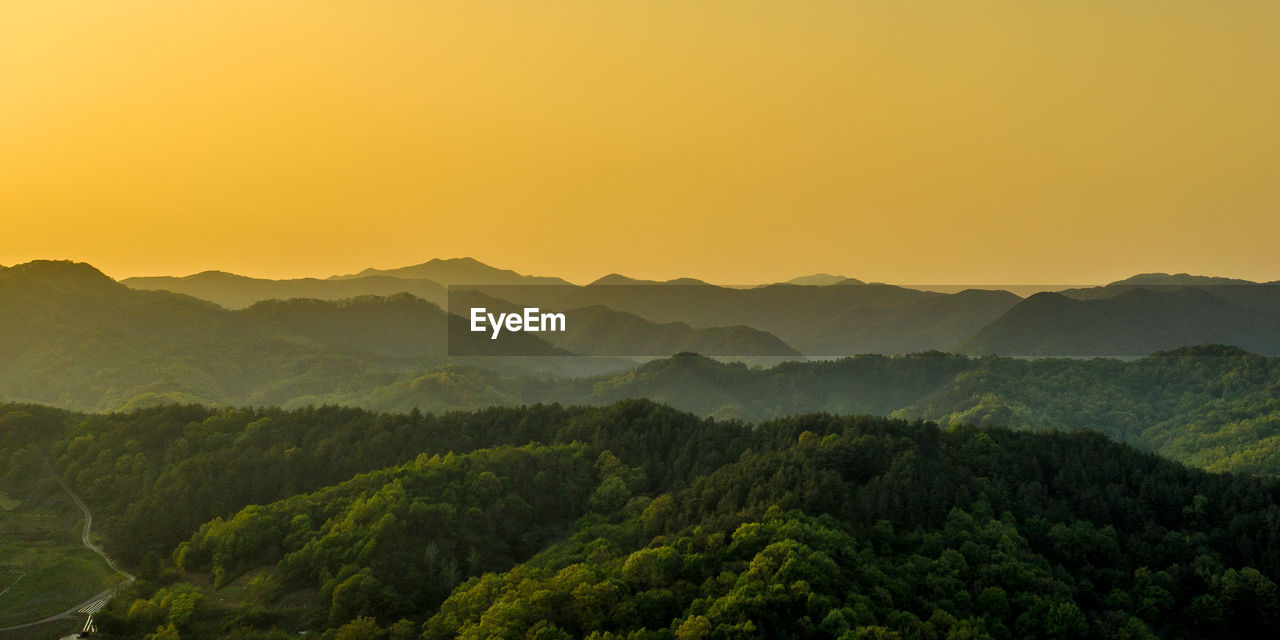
2,1,1278,284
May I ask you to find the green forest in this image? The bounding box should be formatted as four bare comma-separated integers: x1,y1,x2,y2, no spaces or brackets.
299,346,1280,477
4,400,1280,639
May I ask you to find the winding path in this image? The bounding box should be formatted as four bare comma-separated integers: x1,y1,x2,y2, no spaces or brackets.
0,464,135,633
0,573,23,600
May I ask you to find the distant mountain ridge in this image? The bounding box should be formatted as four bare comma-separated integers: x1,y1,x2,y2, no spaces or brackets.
447,289,800,356
545,304,798,356
0,260,570,410
329,257,570,285
467,280,1019,354
783,273,863,286
18,258,1280,359
1109,272,1259,286
588,273,711,286
959,286,1280,356
123,270,448,309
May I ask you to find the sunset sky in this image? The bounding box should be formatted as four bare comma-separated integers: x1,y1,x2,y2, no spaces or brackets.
2,1,1278,284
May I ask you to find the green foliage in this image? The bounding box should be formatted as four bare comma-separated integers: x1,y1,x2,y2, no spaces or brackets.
420,416,1280,639
46,401,734,566
178,444,596,626
10,399,1280,638
96,582,204,637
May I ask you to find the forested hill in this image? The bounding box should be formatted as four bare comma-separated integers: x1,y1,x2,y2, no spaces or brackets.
1,261,806,409
116,259,1280,357
0,261,570,409
615,347,1280,476
278,346,1280,477
4,401,1280,639
5,261,1280,476
14,259,1280,382
122,271,449,309
958,287,1280,356
329,256,571,285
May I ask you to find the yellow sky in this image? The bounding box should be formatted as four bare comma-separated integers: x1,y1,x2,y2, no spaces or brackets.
2,1,1278,284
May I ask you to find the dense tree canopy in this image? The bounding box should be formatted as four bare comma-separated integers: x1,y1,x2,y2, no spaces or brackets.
4,401,1278,639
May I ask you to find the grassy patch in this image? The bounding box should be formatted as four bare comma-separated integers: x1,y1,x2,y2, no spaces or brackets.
0,471,121,628
171,567,323,638
0,544,118,627
0,492,20,512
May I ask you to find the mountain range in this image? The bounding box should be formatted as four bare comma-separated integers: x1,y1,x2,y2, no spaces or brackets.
122,271,449,309
4,257,1280,408
958,287,1280,356
328,256,570,285
6,260,1280,639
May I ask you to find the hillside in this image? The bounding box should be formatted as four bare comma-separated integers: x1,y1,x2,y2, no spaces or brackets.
5,263,1280,477
957,288,1280,356
1058,276,1280,318
0,261,566,411
809,288,1021,354
449,290,800,356
548,305,798,356
271,346,1280,477
573,347,1280,474
114,260,1280,358
471,280,1015,354
122,271,448,309
3,402,1277,639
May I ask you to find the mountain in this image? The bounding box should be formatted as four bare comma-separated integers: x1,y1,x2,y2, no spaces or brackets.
0,259,179,318
582,346,1280,476
1057,274,1280,319
329,257,570,285
449,290,799,356
588,273,712,285
0,261,565,410
957,287,1280,356
122,271,448,309
784,273,862,286
808,288,1021,354
239,294,566,359
264,344,1280,477
590,273,646,285
545,304,799,356
10,267,1279,476
11,260,1280,416
1111,272,1258,287
115,260,1027,356
469,280,1014,354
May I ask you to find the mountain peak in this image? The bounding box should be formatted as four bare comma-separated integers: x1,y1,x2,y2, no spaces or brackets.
0,260,134,304
1,260,119,287
329,258,569,286
1110,272,1256,287
590,273,640,285
425,257,485,267
4,259,109,276
588,274,711,286
784,273,862,286
188,270,257,281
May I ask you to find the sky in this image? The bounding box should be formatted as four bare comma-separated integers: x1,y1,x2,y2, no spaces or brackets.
2,1,1278,285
